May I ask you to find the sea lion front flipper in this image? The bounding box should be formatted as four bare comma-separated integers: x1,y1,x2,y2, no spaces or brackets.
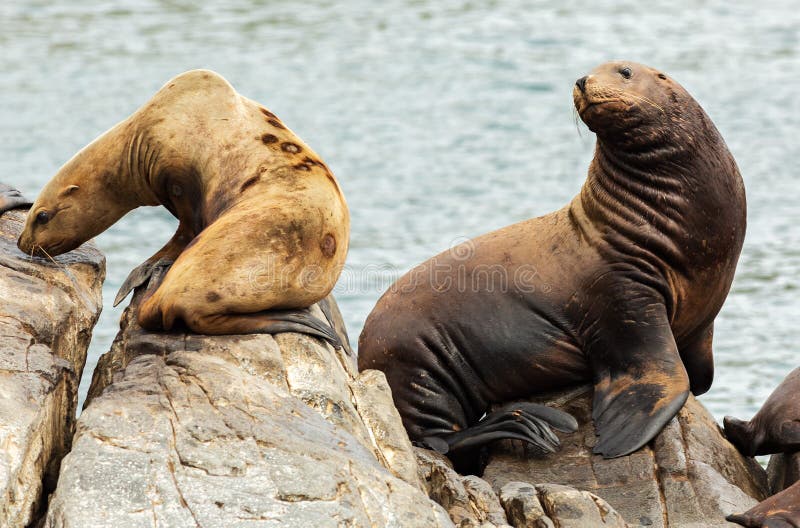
115,257,175,306
679,323,715,395
114,223,195,307
0,184,32,215
589,300,689,458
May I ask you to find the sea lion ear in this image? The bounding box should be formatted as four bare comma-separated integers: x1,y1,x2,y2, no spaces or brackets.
60,185,80,196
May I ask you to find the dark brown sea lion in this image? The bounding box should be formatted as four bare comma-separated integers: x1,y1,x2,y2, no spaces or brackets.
725,368,800,527
358,61,746,472
726,483,800,528
17,70,349,347
725,368,800,456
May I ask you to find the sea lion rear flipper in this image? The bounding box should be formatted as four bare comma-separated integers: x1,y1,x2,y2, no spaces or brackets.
0,185,32,216
254,307,344,349
425,402,578,455
590,300,689,458
317,295,353,355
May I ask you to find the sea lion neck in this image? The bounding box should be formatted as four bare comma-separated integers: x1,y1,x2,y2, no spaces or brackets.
121,127,164,208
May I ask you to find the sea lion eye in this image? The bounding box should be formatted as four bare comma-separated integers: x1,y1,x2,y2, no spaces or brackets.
658,73,667,80
619,67,632,79
35,211,51,225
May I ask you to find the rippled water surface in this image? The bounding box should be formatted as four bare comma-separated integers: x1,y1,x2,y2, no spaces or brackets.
2,1,799,419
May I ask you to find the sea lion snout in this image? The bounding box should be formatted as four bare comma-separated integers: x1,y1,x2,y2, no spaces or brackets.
575,75,588,93
723,416,758,456
16,230,34,255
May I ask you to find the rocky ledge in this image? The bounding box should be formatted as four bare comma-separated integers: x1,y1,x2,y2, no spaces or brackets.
0,208,778,528
482,387,770,528
43,290,452,527
0,209,104,527
413,386,771,528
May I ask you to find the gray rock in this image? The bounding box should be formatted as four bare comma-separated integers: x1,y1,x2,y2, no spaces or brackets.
416,448,513,528
46,291,452,528
462,476,510,527
0,209,104,526
415,448,628,528
498,481,553,528
535,484,628,527
483,386,770,528
498,481,627,527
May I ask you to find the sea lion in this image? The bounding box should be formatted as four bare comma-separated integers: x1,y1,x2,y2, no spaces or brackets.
0,184,32,214
17,70,349,347
358,61,746,472
726,483,800,527
724,368,800,527
724,368,800,456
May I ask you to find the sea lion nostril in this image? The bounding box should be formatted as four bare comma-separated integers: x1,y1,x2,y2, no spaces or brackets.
575,76,588,93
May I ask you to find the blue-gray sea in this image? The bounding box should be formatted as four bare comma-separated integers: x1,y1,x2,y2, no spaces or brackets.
1,1,798,422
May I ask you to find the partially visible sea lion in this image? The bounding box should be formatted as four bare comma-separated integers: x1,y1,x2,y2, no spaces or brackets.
725,368,800,527
724,368,800,456
17,70,349,347
0,184,32,215
358,61,746,472
726,482,800,527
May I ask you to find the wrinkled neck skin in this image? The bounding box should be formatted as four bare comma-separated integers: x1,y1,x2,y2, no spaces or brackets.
120,126,165,209
105,72,253,234
120,121,207,232
570,108,746,318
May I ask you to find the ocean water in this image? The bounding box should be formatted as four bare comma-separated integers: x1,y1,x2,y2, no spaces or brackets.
1,0,798,422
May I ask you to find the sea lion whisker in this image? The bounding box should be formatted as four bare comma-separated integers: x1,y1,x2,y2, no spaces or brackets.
37,245,96,311
573,106,583,138
622,92,665,113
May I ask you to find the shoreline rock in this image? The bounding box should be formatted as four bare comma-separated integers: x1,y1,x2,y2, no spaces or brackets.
482,386,770,528
45,290,452,527
0,209,104,527
416,447,629,527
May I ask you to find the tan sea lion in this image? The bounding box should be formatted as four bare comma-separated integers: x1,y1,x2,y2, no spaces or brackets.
358,61,746,473
17,70,349,347
725,368,800,527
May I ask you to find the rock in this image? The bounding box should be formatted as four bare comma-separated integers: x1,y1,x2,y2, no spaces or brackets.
45,290,451,528
767,451,800,494
498,482,628,528
536,484,628,527
0,208,104,527
415,447,628,528
483,386,770,528
416,448,512,528
498,482,553,528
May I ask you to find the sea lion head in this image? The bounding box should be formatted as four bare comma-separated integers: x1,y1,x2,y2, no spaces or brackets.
18,149,135,258
573,61,701,145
